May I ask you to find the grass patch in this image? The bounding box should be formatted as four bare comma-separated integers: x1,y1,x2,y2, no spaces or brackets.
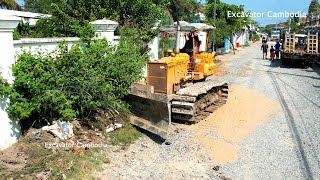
48,148,109,179
107,124,143,145
6,146,108,180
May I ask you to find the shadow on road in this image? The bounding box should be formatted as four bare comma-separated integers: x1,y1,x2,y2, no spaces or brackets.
136,127,166,145
260,60,320,81
309,63,320,76
262,60,297,69
265,69,320,81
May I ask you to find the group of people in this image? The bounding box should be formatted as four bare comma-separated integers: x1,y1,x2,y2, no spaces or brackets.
261,40,281,62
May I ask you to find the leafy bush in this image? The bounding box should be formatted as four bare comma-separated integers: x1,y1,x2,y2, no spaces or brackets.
0,37,148,128
249,33,261,41
13,17,94,39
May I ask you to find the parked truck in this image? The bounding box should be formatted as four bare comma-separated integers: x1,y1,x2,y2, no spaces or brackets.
281,32,320,67
270,26,282,41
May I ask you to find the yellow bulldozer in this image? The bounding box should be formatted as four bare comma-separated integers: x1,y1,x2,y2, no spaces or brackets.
129,23,228,138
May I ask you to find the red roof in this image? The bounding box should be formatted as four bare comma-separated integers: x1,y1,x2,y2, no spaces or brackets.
277,23,287,27
300,17,307,26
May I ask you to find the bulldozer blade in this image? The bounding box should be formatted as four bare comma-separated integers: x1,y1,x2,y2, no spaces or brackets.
128,83,171,139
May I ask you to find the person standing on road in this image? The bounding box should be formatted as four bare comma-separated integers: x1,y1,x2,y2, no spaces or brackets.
270,46,276,62
261,40,269,59
275,41,281,60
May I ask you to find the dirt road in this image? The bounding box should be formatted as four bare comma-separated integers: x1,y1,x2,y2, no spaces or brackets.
97,43,320,179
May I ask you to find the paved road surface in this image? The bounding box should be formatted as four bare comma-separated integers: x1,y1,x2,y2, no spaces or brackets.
214,42,320,180
98,43,320,180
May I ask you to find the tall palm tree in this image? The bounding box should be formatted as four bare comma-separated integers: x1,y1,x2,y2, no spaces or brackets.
0,0,23,11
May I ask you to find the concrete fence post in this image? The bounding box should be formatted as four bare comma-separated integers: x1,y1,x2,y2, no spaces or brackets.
0,16,21,150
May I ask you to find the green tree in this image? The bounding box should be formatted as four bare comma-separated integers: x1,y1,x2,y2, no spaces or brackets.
260,24,277,36
0,0,23,10
166,0,200,22
205,0,250,53
23,0,58,13
22,0,165,42
21,0,201,41
308,0,320,16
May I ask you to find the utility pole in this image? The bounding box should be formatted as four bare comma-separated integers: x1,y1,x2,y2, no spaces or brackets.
214,0,216,21
289,18,291,33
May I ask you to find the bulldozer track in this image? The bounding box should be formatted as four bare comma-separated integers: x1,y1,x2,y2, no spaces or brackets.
171,80,228,122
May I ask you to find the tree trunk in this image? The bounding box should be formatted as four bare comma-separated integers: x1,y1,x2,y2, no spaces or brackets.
226,37,236,54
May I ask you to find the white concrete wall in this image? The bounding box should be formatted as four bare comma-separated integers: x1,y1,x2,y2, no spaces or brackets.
0,16,21,150
234,30,249,47
148,36,159,60
14,37,80,56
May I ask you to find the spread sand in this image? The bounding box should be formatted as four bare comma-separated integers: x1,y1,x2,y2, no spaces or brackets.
190,86,281,164
215,67,229,77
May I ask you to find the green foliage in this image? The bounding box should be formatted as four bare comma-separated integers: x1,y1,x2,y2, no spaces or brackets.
30,2,95,38
288,22,302,34
107,124,142,145
22,0,200,41
48,148,108,179
0,74,10,97
13,30,21,40
308,0,320,16
250,33,260,41
165,0,200,22
260,23,276,35
24,0,57,13
207,18,229,46
0,0,23,10
22,0,164,41
0,35,148,127
13,21,41,39
112,0,164,42
205,0,250,46
242,43,250,47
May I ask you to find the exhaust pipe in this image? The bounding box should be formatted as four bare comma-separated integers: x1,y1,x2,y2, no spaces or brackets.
175,24,180,54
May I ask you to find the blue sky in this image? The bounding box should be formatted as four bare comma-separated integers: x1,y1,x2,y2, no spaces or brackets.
200,0,312,26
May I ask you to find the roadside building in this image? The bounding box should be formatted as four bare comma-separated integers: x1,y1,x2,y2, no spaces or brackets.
0,9,50,25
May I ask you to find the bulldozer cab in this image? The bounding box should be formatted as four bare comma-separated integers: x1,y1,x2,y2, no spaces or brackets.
159,23,215,59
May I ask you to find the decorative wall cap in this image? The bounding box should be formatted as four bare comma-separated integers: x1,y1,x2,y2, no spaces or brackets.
90,19,118,32
13,37,80,45
0,15,20,32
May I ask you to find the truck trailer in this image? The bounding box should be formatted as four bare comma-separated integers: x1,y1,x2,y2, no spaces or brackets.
281,32,320,67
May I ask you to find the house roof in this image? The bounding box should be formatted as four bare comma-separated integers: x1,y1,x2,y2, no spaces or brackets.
0,9,51,19
160,22,215,32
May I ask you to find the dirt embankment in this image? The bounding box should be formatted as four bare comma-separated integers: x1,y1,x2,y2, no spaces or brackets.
190,86,281,164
